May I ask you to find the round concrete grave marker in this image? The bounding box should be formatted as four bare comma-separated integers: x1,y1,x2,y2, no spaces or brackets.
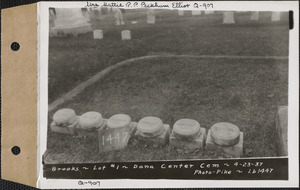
173,119,201,140
137,116,163,137
107,114,131,129
53,108,77,126
210,122,240,146
79,111,103,130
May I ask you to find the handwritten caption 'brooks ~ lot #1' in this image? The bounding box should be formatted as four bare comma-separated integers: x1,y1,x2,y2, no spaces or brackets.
51,161,274,176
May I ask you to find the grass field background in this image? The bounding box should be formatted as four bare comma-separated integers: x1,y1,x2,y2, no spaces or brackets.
49,10,289,102
45,10,289,163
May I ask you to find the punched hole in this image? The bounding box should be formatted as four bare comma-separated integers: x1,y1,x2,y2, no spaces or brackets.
11,42,20,51
11,146,21,155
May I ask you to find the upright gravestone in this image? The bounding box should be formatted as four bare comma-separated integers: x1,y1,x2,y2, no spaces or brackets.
250,11,259,21
121,30,131,40
99,114,137,153
192,10,201,15
276,106,288,156
147,9,155,24
178,10,184,16
50,8,92,37
223,12,235,24
49,9,56,28
206,122,243,157
93,30,103,39
205,11,214,15
271,12,281,21
81,8,91,22
169,119,206,150
134,116,170,146
112,8,125,25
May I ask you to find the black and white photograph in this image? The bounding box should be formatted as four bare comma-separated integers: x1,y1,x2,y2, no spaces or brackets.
38,1,296,186
1,1,299,189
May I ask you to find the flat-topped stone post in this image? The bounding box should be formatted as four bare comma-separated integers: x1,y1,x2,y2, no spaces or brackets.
135,116,170,146
192,10,201,15
223,12,235,24
205,11,214,15
147,9,156,24
50,8,92,37
169,119,206,150
121,30,131,40
271,12,281,21
276,106,288,156
99,114,137,153
93,30,103,39
178,10,184,16
206,122,243,157
250,11,259,21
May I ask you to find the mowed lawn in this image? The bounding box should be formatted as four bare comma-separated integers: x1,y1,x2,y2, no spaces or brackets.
44,57,288,163
45,10,289,163
48,10,289,102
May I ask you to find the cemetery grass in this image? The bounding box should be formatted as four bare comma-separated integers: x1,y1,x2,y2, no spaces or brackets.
46,10,289,163
48,10,289,103
44,57,288,163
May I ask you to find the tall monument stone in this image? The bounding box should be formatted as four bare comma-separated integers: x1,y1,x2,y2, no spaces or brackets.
50,8,92,37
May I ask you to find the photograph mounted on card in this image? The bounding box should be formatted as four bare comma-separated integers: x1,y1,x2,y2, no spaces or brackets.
1,1,299,189
43,1,293,183
45,2,290,163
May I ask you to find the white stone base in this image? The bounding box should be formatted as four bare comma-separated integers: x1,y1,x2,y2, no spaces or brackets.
76,120,107,139
206,130,243,158
170,127,206,150
135,124,170,146
99,122,137,153
50,120,78,136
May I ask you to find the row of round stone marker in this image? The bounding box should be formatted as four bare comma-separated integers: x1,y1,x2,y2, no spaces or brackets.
52,109,132,130
53,108,241,146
